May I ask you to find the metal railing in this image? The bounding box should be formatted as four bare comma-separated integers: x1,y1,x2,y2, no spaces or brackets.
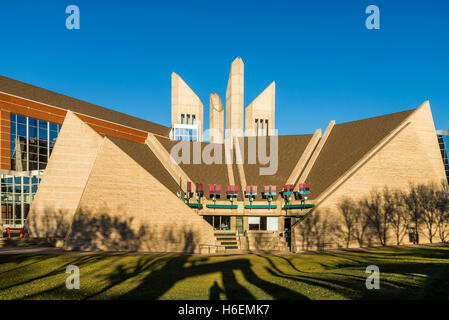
199,244,227,254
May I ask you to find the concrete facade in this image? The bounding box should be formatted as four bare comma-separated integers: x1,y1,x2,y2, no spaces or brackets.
171,72,203,141
292,102,448,251
209,93,224,144
1,72,447,254
245,82,275,136
28,111,215,252
26,111,105,238
225,57,244,142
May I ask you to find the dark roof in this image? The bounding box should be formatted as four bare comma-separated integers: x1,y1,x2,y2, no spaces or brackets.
157,139,231,198
0,75,170,137
158,135,313,201
239,135,313,200
307,108,415,200
108,137,179,195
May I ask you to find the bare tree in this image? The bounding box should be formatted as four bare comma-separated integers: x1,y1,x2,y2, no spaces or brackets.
387,189,409,245
419,183,440,243
353,200,370,247
338,198,357,248
402,184,423,244
311,210,329,251
436,182,449,243
298,212,315,251
361,190,389,246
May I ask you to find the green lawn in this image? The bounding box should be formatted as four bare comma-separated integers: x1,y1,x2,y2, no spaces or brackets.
0,246,448,300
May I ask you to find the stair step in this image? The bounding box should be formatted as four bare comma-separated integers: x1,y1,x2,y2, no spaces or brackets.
221,241,238,245
214,233,236,237
216,237,237,241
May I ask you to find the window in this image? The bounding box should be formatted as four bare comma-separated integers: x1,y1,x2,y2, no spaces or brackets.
248,216,261,230
248,216,276,231
10,113,60,172
203,215,231,230
437,134,449,183
1,173,42,227
170,124,200,142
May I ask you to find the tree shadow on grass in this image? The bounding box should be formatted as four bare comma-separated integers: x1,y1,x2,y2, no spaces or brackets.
118,255,308,300
0,255,104,293
261,254,449,300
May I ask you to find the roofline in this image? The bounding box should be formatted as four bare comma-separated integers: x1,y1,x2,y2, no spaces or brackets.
313,102,426,206
0,89,168,139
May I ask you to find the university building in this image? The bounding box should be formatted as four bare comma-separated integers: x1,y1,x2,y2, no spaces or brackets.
0,57,447,253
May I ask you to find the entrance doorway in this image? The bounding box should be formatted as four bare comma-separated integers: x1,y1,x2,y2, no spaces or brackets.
284,217,292,249
236,216,244,235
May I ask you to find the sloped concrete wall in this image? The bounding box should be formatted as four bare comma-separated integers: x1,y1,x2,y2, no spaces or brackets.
293,103,447,250
26,111,104,238
64,137,215,253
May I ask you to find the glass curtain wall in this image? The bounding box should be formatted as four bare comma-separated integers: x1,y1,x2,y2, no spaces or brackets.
1,173,41,227
10,113,61,171
437,133,449,183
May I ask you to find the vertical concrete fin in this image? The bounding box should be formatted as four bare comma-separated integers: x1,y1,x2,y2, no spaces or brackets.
298,121,335,183
171,72,204,141
26,111,105,238
245,81,276,136
225,57,244,141
285,128,322,185
209,93,224,144
145,133,193,192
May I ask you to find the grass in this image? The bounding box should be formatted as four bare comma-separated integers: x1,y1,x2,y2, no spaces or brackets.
0,246,448,300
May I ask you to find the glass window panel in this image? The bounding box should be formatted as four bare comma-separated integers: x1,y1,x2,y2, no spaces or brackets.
213,216,220,230
260,216,267,230
50,130,58,142
10,119,16,133
267,217,278,231
17,115,26,124
17,124,27,137
50,123,58,132
24,204,30,220
10,113,16,123
38,120,48,129
29,126,38,139
38,146,48,155
221,216,230,230
203,216,213,227
29,161,38,171
39,128,48,140
29,118,37,128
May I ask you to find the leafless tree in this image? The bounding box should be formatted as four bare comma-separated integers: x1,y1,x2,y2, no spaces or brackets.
361,190,389,246
338,198,357,248
387,189,409,245
436,182,449,243
310,210,330,251
353,200,371,247
402,184,423,244
419,183,440,244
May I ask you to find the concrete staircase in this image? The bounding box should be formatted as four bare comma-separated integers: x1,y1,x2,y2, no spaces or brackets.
246,231,290,252
214,231,240,251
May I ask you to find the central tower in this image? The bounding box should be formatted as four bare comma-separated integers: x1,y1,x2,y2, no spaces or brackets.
225,57,244,142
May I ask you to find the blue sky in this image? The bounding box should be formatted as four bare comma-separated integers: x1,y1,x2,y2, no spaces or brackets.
0,0,448,136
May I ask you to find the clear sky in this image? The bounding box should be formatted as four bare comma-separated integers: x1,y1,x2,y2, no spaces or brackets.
0,0,447,136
